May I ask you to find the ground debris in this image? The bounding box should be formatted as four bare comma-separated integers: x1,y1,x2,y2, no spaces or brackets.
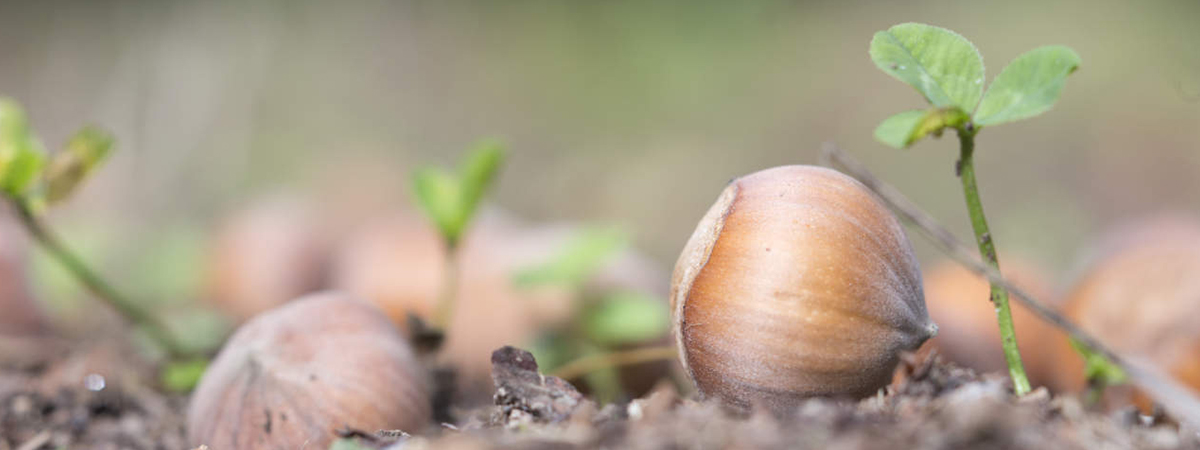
489,346,586,426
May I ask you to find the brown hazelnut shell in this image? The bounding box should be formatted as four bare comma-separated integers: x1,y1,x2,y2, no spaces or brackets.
187,292,430,449
671,165,936,411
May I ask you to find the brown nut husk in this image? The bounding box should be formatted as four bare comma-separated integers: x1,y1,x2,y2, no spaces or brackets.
187,292,431,449
920,260,1062,390
204,196,331,323
671,165,936,411
1053,215,1200,409
331,209,670,402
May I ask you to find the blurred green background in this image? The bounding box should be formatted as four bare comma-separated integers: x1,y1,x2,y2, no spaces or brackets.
1,0,1198,312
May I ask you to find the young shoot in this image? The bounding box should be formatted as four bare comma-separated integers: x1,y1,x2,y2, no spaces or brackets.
515,226,673,402
869,23,1081,396
410,139,505,330
0,97,189,358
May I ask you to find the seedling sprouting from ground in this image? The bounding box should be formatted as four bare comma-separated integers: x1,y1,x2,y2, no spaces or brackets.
0,98,189,357
411,140,505,330
869,23,1081,395
1069,337,1128,405
514,227,672,402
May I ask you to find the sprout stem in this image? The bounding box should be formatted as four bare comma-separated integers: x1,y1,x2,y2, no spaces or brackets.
550,345,677,381
10,198,188,358
954,128,1031,396
432,242,460,330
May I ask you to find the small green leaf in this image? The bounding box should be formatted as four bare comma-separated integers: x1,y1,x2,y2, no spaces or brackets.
410,140,506,247
458,139,505,221
1069,337,1127,386
974,45,1081,126
870,23,986,112
411,168,463,243
1,141,45,196
0,98,30,145
874,110,926,149
581,292,669,346
513,227,627,288
328,438,375,450
874,107,969,149
160,357,209,393
46,126,115,204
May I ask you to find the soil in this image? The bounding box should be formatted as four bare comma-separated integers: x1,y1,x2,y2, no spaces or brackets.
2,340,1198,450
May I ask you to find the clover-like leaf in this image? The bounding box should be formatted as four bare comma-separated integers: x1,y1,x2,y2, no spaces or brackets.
974,45,1081,126
870,23,985,112
46,126,115,204
513,227,626,288
581,292,669,346
874,110,926,149
874,107,970,149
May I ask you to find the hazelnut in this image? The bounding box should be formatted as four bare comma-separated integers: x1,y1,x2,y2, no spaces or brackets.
0,216,45,336
204,196,330,322
187,292,430,449
671,165,936,411
1052,215,1200,407
331,209,669,401
920,259,1062,389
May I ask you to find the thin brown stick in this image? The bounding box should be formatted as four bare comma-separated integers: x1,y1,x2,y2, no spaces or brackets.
550,345,677,381
820,142,1200,427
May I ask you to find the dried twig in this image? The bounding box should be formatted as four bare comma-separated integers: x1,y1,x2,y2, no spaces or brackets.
820,142,1200,427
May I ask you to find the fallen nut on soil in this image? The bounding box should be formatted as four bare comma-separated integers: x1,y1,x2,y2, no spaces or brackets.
671,165,936,412
186,292,431,449
1053,214,1200,410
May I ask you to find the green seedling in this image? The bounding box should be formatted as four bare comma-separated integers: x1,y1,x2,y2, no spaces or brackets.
0,97,189,358
515,226,671,402
869,23,1081,396
411,139,505,330
1069,337,1128,405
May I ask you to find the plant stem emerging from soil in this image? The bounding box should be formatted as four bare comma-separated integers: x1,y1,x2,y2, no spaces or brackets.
821,142,1200,426
551,345,677,381
10,198,187,358
432,242,460,330
955,127,1031,396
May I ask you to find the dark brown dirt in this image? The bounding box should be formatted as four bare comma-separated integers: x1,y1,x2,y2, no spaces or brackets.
0,338,188,450
4,340,1200,450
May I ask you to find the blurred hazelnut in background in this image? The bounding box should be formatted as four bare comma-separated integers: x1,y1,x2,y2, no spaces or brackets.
920,259,1063,390
332,208,669,402
1053,214,1200,409
0,214,47,337
204,195,332,323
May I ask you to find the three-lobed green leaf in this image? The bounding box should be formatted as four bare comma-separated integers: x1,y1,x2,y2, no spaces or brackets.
974,45,1081,126
870,23,985,112
870,23,1080,149
411,140,505,247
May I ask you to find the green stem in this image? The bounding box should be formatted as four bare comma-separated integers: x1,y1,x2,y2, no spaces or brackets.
955,126,1031,396
432,242,459,330
10,198,188,358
